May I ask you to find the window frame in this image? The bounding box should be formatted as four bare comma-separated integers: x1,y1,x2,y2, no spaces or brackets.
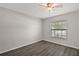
50,20,68,39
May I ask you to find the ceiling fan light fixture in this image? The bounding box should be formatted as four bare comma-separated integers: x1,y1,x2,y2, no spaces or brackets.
40,3,62,11
47,3,54,11
47,7,52,11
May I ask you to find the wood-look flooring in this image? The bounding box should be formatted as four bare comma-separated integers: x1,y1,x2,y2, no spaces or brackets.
0,40,79,56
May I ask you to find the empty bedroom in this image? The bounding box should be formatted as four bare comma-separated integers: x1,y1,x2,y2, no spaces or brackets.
0,3,79,56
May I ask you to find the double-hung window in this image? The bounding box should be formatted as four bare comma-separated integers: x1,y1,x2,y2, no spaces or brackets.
51,20,67,39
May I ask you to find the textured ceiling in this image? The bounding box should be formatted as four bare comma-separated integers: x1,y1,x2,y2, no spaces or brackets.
0,3,79,19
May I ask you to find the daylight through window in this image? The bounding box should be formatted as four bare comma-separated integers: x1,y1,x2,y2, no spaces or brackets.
51,20,67,39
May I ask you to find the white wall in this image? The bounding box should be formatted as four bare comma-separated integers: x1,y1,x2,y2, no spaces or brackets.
43,11,79,49
0,7,42,54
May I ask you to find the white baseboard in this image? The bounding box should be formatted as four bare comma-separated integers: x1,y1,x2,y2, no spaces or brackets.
0,39,78,54
44,40,79,49
0,40,41,54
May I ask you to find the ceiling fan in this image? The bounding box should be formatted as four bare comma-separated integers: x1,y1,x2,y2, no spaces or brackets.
40,3,63,12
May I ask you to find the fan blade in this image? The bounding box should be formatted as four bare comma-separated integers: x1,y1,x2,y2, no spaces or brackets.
39,3,47,7
53,4,63,8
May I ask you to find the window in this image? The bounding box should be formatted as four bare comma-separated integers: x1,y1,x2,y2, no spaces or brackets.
51,20,67,39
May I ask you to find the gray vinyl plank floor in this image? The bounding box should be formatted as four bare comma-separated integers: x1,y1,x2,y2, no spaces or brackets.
0,40,79,56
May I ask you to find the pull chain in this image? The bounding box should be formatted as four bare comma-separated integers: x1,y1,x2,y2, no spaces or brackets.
48,9,52,17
